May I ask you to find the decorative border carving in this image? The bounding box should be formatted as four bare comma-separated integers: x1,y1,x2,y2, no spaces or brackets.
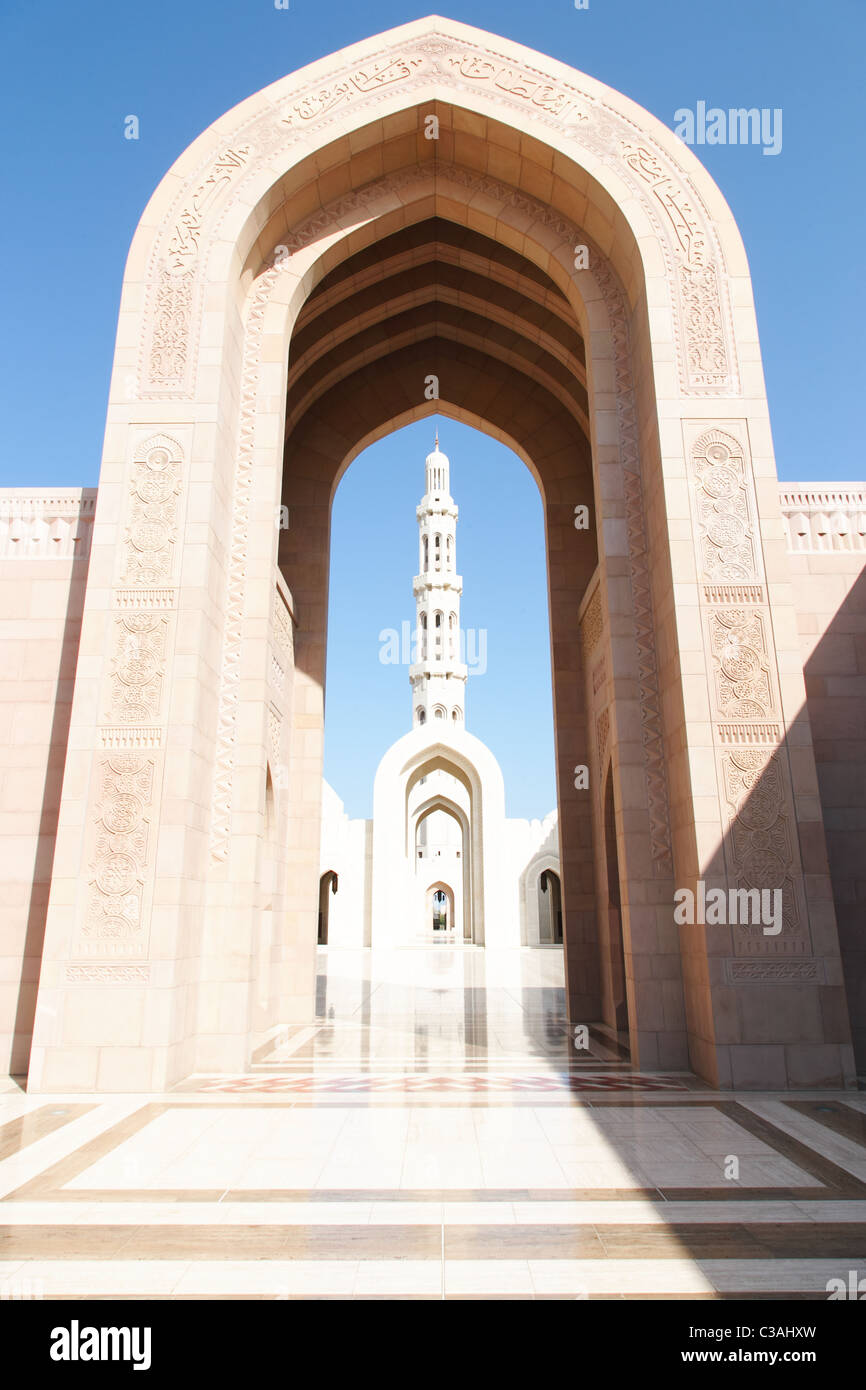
779,487,866,553
726,959,822,984
580,587,603,655
137,29,736,401
64,963,152,984
0,490,96,559
210,265,281,865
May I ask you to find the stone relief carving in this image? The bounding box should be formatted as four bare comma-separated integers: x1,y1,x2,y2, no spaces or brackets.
690,428,760,584
0,491,96,559
779,487,866,553
581,587,603,655
83,755,153,955
273,586,293,660
621,143,707,267
121,436,183,587
137,31,735,400
721,745,807,955
596,707,611,766
727,960,821,983
592,657,607,697
65,963,152,984
143,146,252,395
708,608,774,720
210,265,281,865
108,614,168,724
166,146,253,272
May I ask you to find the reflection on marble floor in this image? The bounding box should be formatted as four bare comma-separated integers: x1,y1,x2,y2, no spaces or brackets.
0,945,864,1300
300,946,578,1069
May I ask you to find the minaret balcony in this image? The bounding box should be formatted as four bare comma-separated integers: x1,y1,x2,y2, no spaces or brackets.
416,501,458,520
413,572,463,595
409,661,469,681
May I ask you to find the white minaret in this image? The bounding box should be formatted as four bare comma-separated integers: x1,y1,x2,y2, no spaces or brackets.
410,434,468,728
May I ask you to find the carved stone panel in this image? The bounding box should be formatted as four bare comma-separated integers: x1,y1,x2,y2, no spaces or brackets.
80,755,155,958
121,436,183,588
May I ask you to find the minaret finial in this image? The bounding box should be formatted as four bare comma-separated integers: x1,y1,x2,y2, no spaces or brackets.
434,428,439,449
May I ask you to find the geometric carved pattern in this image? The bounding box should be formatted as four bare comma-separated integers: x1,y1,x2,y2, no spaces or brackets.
727,960,821,983
121,435,183,587
273,585,293,660
83,756,154,954
596,707,610,767
65,963,152,984
721,746,807,955
210,266,280,865
708,608,774,720
690,428,760,584
580,587,603,655
109,614,168,723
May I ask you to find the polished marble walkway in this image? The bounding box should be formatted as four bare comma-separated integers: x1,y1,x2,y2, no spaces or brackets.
1,947,864,1299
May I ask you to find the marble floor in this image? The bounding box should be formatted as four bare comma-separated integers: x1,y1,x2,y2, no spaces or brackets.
1,946,865,1300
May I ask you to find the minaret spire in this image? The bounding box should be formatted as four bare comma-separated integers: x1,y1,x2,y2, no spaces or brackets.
410,434,467,729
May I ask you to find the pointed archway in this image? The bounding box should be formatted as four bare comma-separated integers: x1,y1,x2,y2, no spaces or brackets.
25,18,852,1093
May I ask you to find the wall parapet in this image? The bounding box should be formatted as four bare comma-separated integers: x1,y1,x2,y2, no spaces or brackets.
0,488,96,559
780,484,866,553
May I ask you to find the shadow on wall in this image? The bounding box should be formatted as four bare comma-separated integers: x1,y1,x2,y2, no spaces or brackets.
11,500,92,1078
670,571,864,1089
803,566,866,1070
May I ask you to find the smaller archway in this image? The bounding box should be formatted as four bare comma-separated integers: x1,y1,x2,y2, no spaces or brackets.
317,870,339,945
538,869,563,944
427,882,455,935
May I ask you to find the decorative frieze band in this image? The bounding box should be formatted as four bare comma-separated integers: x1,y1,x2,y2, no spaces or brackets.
64,963,152,984
99,727,163,750
136,30,736,400
726,958,822,984
0,489,96,559
779,486,866,553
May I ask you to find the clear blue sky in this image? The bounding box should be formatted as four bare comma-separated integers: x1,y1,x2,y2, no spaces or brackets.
1,1,862,815
325,420,554,819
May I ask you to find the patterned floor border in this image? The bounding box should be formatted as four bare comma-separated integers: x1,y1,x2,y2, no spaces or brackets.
188,1071,690,1094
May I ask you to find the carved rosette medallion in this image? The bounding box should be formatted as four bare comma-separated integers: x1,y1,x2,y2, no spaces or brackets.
109,614,168,723
721,746,807,955
121,437,183,587
83,756,154,954
691,430,759,585
709,608,773,720
685,422,810,958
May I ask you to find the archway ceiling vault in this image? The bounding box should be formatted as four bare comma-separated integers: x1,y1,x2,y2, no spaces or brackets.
281,217,595,507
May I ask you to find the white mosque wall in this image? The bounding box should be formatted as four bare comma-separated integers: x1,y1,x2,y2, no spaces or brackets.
320,740,560,949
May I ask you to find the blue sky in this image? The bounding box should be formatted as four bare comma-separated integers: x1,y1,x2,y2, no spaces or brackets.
1,1,862,815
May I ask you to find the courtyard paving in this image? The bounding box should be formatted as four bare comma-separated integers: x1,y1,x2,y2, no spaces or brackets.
1,947,864,1300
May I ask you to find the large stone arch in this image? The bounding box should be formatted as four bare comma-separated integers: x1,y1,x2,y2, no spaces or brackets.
25,17,852,1092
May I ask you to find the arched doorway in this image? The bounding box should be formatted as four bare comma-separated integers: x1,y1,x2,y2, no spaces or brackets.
25,19,851,1095
317,871,338,946
538,870,563,945
414,802,467,942
427,883,455,935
